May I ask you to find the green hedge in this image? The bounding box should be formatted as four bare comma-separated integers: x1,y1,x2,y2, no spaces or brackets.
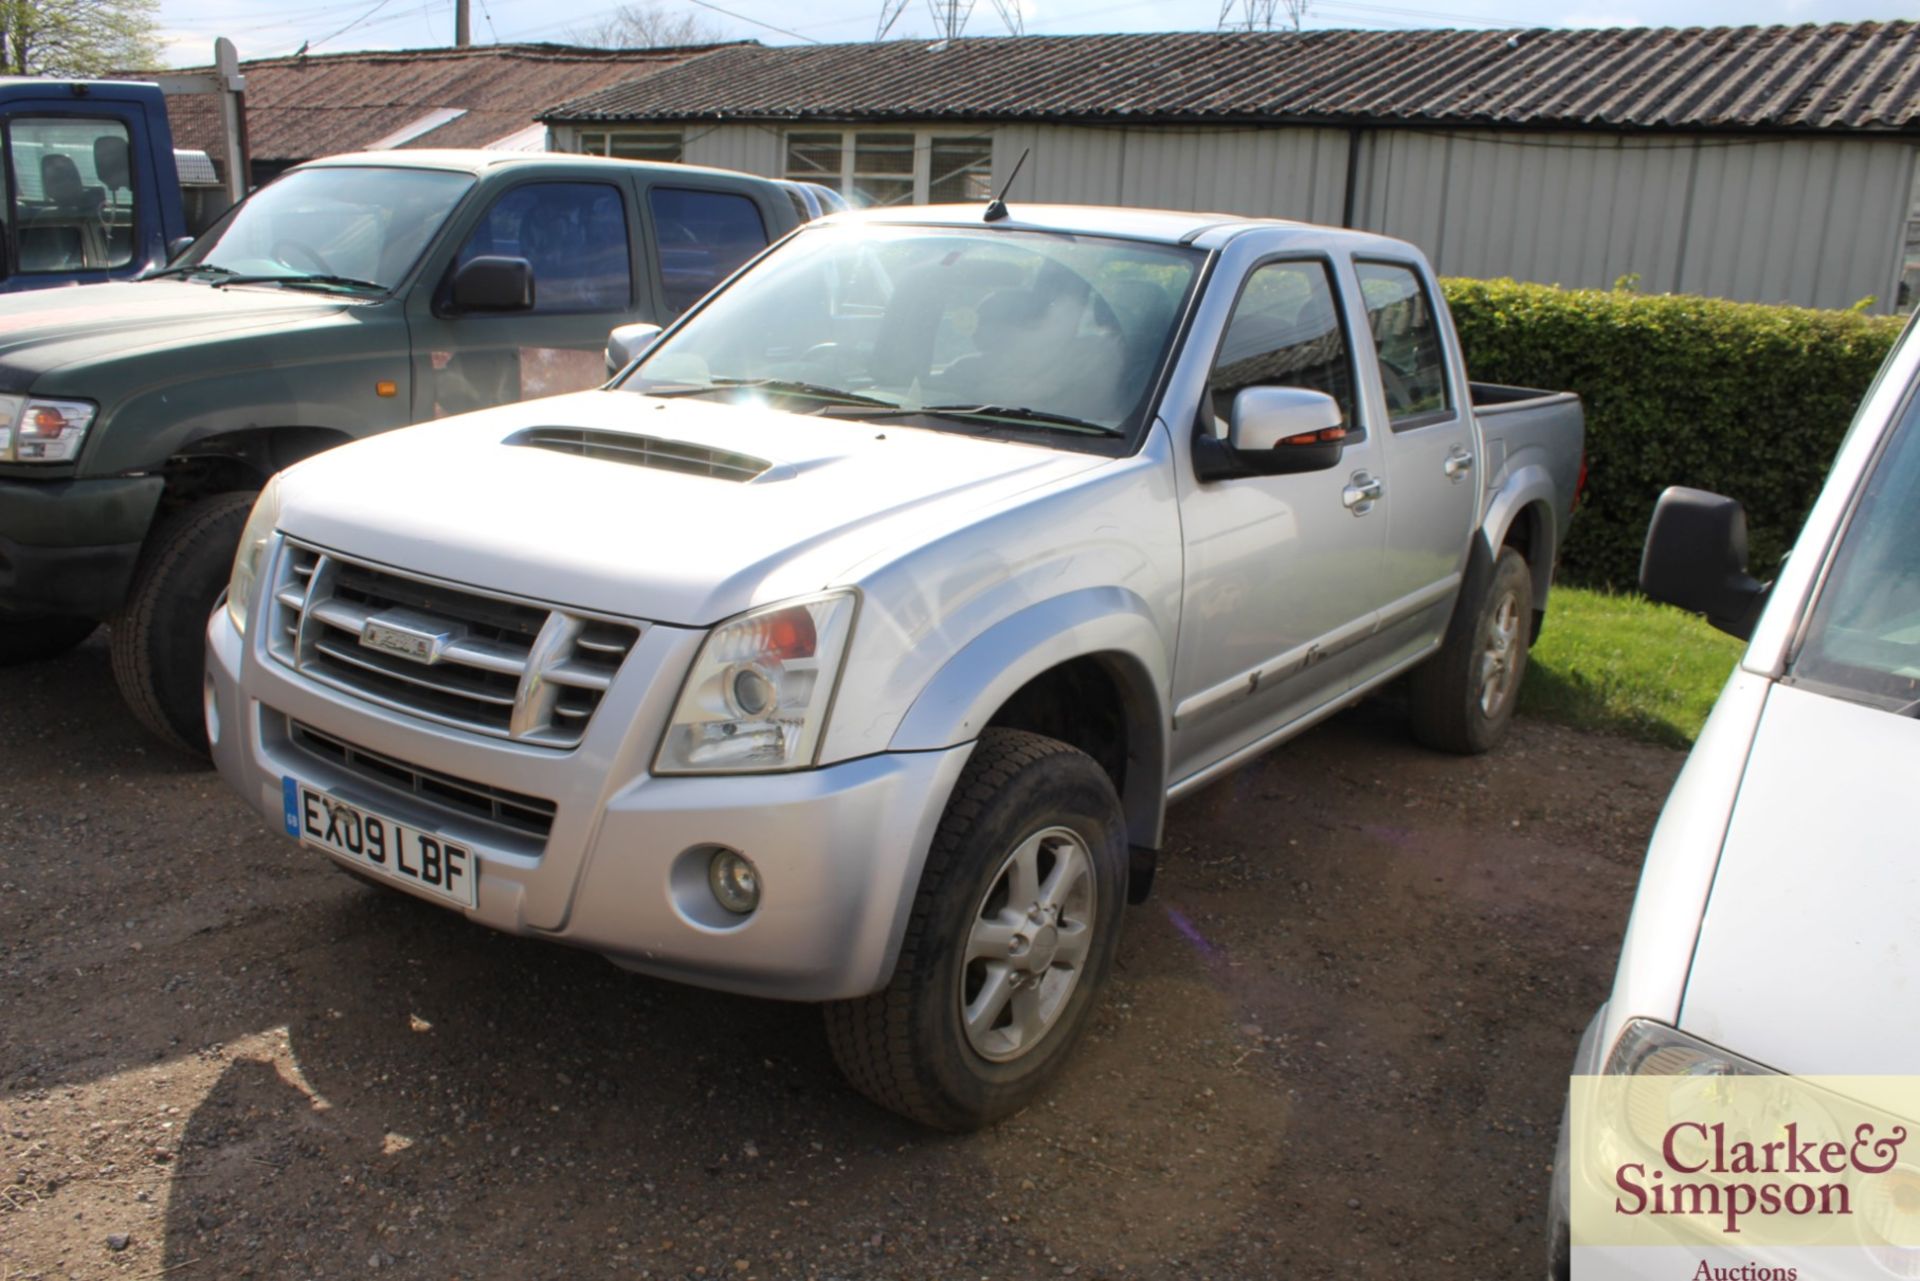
1441,277,1906,589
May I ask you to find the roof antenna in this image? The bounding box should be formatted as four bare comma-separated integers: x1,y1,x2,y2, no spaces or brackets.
983,148,1029,223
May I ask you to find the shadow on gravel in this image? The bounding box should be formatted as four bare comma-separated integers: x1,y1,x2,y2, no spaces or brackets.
5,641,1677,1279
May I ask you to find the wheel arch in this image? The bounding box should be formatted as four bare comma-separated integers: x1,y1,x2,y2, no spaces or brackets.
887,587,1172,853
159,425,354,510
1480,469,1560,633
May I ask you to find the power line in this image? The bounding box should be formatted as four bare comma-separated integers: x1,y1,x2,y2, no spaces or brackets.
679,0,821,41
310,0,399,50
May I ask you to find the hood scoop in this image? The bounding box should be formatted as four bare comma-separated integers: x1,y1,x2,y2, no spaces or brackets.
506,426,772,483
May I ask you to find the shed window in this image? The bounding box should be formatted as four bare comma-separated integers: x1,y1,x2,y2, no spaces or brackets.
929,138,993,203
783,129,993,207
852,132,915,207
578,130,684,164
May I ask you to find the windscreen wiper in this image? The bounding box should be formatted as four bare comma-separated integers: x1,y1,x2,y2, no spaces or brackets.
823,402,1124,437
649,377,899,409
144,263,237,281
211,273,387,293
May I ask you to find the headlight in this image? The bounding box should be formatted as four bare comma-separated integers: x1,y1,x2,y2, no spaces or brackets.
1604,1018,1775,1079
225,477,284,637
0,397,97,462
655,591,856,774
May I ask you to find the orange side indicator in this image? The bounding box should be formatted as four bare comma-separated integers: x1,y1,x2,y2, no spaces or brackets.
375,380,398,398
1277,426,1347,447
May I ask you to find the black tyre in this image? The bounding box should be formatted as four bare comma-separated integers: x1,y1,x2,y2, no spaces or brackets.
0,615,97,666
1409,543,1533,755
824,729,1128,1131
110,491,257,756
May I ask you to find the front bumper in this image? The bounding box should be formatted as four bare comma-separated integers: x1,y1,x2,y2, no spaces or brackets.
1546,1004,1608,1280
0,475,163,619
207,600,972,1002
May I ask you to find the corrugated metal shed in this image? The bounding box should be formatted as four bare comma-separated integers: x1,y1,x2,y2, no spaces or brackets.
159,42,740,165
541,24,1920,134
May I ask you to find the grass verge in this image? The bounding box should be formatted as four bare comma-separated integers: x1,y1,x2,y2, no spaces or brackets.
1519,587,1746,748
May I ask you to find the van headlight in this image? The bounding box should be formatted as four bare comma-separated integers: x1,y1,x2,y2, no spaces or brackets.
0,397,97,462
655,591,856,774
225,477,284,637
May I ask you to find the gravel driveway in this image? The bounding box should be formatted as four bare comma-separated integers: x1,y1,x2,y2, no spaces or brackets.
1,633,1683,1280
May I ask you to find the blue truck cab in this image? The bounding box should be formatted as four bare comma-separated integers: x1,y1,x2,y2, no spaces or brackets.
0,79,195,291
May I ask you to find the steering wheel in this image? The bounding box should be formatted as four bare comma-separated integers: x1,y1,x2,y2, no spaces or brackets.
273,239,334,275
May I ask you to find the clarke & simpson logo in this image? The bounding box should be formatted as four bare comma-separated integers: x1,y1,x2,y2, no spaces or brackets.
1613,1119,1909,1233
1568,1075,1920,1280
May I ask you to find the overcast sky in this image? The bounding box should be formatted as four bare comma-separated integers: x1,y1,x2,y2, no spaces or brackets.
155,0,1919,66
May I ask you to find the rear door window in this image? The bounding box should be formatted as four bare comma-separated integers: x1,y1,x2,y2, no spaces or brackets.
10,116,137,273
1354,260,1453,428
453,182,631,314
648,187,768,315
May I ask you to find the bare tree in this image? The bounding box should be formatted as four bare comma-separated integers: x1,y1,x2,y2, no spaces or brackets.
569,2,727,48
0,0,161,75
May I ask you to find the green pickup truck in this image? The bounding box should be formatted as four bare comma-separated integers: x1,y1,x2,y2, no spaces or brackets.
0,148,813,751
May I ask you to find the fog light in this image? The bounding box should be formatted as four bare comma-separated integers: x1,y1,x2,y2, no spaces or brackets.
707,848,760,915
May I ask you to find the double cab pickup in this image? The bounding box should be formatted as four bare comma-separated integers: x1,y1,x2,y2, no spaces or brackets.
207,203,1584,1128
0,148,814,750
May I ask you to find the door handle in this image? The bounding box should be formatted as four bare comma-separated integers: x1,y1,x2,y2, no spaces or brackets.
1342,472,1383,514
1444,450,1474,481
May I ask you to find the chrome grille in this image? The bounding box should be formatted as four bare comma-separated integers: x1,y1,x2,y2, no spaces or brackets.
269,541,640,748
286,719,555,842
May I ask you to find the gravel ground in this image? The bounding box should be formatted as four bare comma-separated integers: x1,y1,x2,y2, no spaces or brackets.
1,632,1684,1280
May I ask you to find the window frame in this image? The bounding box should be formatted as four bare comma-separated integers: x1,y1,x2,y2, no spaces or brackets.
5,111,142,277
780,128,994,206
576,129,685,164
1199,251,1370,446
644,183,772,316
1352,255,1460,434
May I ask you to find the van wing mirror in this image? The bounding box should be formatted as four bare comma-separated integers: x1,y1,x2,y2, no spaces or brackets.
1640,486,1769,639
449,255,534,312
606,322,664,379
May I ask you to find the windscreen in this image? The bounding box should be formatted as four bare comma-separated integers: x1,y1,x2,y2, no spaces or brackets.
1788,383,1920,711
623,223,1202,443
181,166,475,290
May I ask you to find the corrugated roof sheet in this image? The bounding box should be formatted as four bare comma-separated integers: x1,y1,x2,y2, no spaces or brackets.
158,42,738,163
540,24,1920,133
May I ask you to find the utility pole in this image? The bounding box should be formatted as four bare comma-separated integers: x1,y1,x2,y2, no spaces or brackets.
455,0,471,47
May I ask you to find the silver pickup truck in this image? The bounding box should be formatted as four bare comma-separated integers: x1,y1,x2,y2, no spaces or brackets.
206,204,1584,1129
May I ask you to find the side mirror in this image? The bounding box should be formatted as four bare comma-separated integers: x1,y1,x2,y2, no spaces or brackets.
606,322,663,379
449,255,534,312
1640,486,1769,639
1198,387,1349,479
165,235,195,263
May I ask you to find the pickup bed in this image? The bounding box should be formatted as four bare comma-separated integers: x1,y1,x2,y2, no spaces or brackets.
0,149,812,751
206,204,1584,1129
